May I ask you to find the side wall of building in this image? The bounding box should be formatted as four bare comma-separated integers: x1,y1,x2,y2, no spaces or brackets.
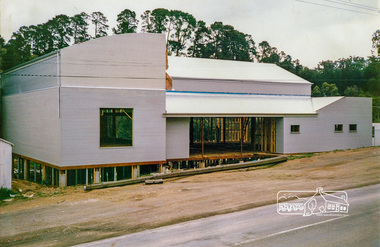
1,88,62,165
166,118,190,159
60,87,166,167
282,97,372,153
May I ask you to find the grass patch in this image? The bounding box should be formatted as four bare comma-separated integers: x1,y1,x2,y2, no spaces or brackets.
287,153,315,160
0,187,17,201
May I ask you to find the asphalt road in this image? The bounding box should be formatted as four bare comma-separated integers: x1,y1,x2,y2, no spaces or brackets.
75,184,380,247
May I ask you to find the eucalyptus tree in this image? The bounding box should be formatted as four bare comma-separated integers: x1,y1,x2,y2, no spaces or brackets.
31,23,53,55
71,12,91,43
113,9,139,34
150,8,170,34
140,10,153,33
208,22,253,61
167,10,196,56
256,41,281,63
46,14,73,50
141,8,197,55
91,11,109,38
187,20,212,58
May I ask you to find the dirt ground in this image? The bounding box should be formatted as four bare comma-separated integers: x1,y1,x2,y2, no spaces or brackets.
1,147,379,246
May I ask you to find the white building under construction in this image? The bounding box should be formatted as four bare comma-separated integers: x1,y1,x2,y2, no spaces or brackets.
0,33,372,187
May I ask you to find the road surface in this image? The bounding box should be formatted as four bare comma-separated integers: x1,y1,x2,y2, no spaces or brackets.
75,184,380,247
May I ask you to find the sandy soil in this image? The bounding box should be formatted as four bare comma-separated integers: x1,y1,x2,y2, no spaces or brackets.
0,147,379,246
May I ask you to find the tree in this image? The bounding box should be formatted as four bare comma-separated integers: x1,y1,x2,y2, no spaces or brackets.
71,12,91,43
208,22,254,61
187,20,212,58
113,9,139,34
321,82,340,96
0,35,7,72
167,10,196,56
150,8,170,34
2,27,34,70
46,14,73,50
256,41,281,63
32,23,53,55
363,56,380,96
372,29,380,56
91,12,109,38
140,10,153,33
343,85,361,96
311,85,322,97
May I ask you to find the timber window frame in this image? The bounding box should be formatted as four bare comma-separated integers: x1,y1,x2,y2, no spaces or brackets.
100,108,133,147
334,124,343,133
290,125,300,134
349,124,357,132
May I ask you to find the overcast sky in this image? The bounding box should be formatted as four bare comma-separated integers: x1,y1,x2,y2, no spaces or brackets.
1,0,379,68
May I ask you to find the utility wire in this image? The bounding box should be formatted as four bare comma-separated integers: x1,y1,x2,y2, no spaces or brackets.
331,0,379,11
296,0,379,16
325,0,379,12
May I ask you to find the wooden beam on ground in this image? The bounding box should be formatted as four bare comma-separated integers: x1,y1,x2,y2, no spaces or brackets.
83,156,287,191
145,179,164,185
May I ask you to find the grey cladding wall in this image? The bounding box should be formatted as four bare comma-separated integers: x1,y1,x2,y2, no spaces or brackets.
282,97,372,153
166,118,190,159
60,87,166,167
1,88,61,165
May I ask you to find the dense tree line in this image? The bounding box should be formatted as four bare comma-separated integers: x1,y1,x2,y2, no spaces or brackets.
0,8,379,120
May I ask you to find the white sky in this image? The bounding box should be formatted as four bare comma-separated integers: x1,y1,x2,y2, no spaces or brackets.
0,0,379,68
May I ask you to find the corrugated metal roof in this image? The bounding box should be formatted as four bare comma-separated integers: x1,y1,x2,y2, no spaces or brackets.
167,56,311,84
165,91,317,116
312,97,344,111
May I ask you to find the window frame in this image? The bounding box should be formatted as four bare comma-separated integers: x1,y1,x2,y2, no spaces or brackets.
290,125,300,134
349,124,357,132
99,108,133,148
334,124,343,133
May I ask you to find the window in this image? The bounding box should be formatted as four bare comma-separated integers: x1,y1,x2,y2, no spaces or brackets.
349,124,357,132
335,124,343,132
100,108,133,147
290,125,300,133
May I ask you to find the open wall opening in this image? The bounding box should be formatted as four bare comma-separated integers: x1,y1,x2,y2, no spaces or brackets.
189,117,276,157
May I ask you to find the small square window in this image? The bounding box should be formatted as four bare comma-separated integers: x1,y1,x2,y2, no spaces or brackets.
290,125,300,133
349,124,357,132
335,124,343,132
100,108,133,147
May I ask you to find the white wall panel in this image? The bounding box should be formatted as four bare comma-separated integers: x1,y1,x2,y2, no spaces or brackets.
1,89,62,165
60,87,166,166
283,97,372,153
60,33,166,90
166,118,190,159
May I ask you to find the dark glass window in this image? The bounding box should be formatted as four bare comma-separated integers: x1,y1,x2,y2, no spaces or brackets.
335,124,343,132
100,108,133,147
290,125,300,133
349,124,357,132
